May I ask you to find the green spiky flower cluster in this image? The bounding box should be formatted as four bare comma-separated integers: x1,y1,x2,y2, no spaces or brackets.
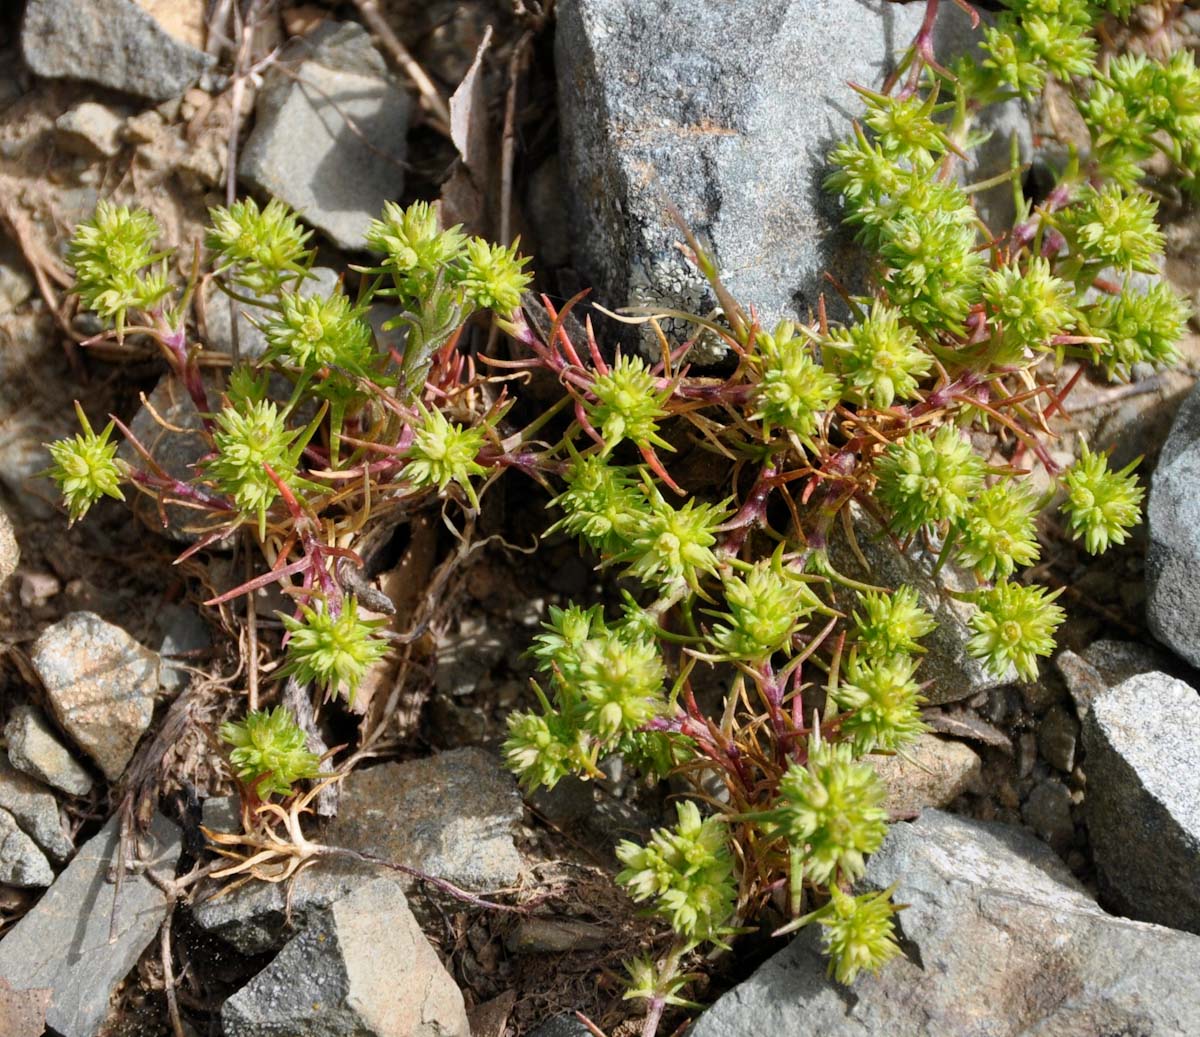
403,405,490,510
45,403,127,524
67,201,171,335
874,426,985,535
967,580,1066,681
1060,441,1144,555
219,706,322,798
818,886,905,984
616,801,737,946
280,596,389,703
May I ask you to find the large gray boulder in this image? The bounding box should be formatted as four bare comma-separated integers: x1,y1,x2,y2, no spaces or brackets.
691,810,1200,1037
1082,671,1200,933
21,0,214,102
0,814,181,1037
1147,381,1200,667
239,23,410,251
555,0,1013,358
221,877,469,1037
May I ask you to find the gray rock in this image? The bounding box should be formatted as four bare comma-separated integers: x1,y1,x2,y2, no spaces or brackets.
193,856,386,955
54,102,125,159
1082,638,1175,687
1054,649,1107,719
221,877,469,1037
0,808,54,887
0,235,35,314
1021,777,1075,854
239,23,410,251
155,603,211,695
1082,671,1200,933
528,1015,593,1037
203,266,341,360
0,757,74,862
5,706,94,796
325,748,524,893
1037,704,1079,773
827,506,1015,703
1147,381,1200,667
0,814,181,1037
870,734,980,817
21,0,214,102
692,810,1200,1037
0,504,16,587
556,1,1007,360
30,611,160,781
119,374,216,544
199,794,241,834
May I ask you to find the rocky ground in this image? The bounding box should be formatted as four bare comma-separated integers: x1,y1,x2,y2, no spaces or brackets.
2,1,1200,1036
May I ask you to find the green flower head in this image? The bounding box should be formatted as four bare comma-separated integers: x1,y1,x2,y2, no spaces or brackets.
69,201,171,334
768,735,888,886
503,706,587,792
852,585,936,662
262,289,375,376
1087,281,1188,380
456,237,532,314
547,453,644,555
967,580,1065,682
1060,441,1143,555
616,801,737,946
365,200,467,305
219,706,322,798
587,354,673,455
206,398,316,539
46,402,127,524
280,596,389,703
617,480,729,594
1059,186,1163,273
874,425,985,535
404,405,489,510
981,257,1075,359
709,556,822,662
819,886,904,985
955,480,1041,582
751,321,842,439
824,304,931,409
207,197,314,294
832,654,928,755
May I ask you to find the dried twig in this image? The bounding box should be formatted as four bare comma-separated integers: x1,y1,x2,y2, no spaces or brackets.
352,0,453,134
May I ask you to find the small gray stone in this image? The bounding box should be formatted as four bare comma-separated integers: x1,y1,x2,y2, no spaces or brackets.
0,236,35,315
0,758,73,862
1082,671,1200,933
827,506,1015,703
221,877,469,1037
54,102,125,159
30,611,160,781
1037,704,1079,773
239,23,410,251
1147,381,1200,667
871,735,981,817
0,504,17,588
199,794,241,835
155,603,211,694
691,810,1200,1037
21,0,215,102
325,748,524,893
1022,777,1075,854
0,814,181,1037
1054,648,1107,719
528,1016,593,1037
203,266,341,360
0,807,54,887
529,775,595,827
193,856,385,955
5,706,94,797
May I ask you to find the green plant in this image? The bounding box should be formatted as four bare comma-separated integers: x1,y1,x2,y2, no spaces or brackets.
47,0,1191,1026
219,706,322,798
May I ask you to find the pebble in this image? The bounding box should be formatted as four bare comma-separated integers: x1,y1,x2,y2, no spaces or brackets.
30,611,161,781
4,706,94,797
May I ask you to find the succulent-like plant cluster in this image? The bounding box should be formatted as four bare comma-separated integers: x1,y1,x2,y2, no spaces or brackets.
46,0,1189,1025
